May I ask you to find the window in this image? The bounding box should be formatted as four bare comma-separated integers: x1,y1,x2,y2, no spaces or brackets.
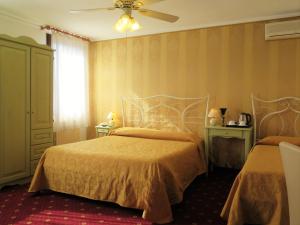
52,33,89,131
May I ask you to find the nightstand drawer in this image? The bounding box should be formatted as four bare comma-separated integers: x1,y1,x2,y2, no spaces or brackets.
96,128,110,133
211,129,243,138
31,143,53,160
95,125,114,137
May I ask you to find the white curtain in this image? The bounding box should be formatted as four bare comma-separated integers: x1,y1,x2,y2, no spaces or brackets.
52,33,89,131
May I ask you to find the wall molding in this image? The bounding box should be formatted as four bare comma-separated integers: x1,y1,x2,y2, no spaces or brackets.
0,10,41,29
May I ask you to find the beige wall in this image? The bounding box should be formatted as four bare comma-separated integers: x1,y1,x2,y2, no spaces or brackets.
89,19,300,137
0,14,46,44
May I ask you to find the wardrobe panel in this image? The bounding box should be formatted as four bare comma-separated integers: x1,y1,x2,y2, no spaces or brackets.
0,40,30,183
31,48,53,130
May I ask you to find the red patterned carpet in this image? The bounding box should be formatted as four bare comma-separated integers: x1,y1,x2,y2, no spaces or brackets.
0,168,238,225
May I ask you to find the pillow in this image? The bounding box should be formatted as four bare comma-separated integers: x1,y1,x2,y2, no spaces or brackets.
110,127,201,145
257,136,300,146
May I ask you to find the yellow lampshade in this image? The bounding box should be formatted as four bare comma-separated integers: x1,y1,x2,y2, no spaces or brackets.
208,108,219,118
107,112,118,127
107,112,117,120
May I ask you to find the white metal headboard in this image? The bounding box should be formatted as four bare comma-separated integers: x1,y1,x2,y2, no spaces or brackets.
121,95,209,137
251,94,300,141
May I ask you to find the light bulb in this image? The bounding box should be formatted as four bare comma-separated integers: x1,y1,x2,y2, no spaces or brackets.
130,18,141,31
114,14,131,32
120,14,130,25
114,21,126,32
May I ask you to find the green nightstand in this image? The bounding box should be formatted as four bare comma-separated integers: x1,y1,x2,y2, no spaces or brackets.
205,126,253,168
95,125,114,137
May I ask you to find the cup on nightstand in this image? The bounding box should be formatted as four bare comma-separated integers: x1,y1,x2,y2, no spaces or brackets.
228,120,237,126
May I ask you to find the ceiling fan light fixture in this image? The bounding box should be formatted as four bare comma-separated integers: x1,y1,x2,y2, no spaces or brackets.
114,13,141,33
71,0,179,34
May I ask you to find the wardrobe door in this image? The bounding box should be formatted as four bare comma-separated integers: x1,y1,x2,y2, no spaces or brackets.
31,48,53,130
0,40,30,184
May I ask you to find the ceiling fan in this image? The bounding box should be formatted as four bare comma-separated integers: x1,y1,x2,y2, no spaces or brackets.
70,0,179,32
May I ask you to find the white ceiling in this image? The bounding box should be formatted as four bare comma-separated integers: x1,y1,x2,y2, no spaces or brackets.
0,0,299,41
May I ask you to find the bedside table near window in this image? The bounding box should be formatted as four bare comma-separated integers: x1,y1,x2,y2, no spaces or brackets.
95,125,114,137
205,126,253,168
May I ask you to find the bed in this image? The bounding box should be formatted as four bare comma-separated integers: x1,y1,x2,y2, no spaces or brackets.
221,95,300,225
29,95,209,224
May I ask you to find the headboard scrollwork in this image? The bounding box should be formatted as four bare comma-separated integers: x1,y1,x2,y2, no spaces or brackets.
251,94,300,141
121,95,209,137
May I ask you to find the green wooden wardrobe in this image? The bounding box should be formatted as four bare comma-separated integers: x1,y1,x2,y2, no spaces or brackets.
0,34,53,188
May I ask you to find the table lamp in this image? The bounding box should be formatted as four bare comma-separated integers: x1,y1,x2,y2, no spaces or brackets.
208,108,219,126
107,112,117,127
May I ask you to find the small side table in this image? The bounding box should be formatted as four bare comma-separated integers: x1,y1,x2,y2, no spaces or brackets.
95,125,114,137
205,126,253,168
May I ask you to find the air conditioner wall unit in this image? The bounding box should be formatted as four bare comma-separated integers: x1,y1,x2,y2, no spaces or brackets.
265,19,300,40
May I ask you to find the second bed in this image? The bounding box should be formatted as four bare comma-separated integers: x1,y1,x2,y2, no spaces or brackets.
221,95,300,225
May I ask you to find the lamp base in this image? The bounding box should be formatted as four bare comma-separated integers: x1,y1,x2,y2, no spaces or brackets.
210,118,217,126
108,120,115,127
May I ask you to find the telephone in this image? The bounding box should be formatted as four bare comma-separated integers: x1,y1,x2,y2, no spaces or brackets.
98,122,110,128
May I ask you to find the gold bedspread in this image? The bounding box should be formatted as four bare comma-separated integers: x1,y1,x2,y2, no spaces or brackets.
29,128,207,224
221,145,289,225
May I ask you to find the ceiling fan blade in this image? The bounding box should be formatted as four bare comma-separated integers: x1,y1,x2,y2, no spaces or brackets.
138,9,179,22
137,0,165,5
133,0,164,8
70,7,116,13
